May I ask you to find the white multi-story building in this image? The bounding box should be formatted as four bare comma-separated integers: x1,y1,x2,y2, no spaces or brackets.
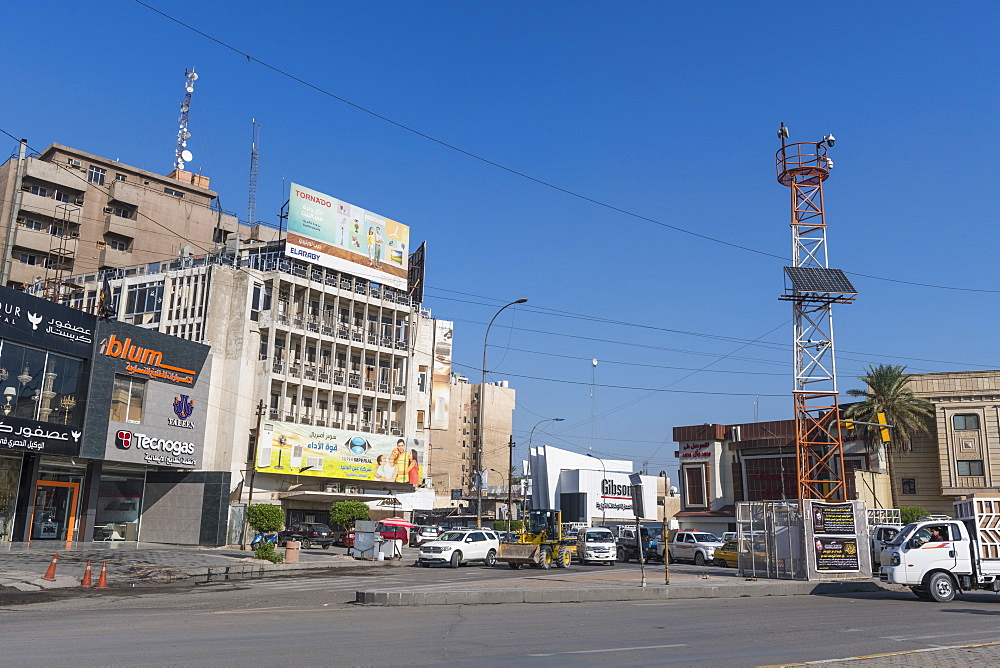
63,240,439,531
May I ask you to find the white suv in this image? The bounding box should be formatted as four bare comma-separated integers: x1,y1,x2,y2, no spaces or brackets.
417,529,500,568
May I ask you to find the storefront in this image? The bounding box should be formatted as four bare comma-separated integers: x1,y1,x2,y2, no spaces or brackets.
0,285,95,543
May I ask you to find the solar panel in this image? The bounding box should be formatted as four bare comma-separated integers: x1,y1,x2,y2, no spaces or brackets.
784,266,857,294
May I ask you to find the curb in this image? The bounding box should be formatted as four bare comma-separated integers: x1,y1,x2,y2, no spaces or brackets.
354,579,886,606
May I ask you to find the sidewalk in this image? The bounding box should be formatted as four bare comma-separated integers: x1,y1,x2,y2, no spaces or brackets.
355,566,887,606
0,541,391,591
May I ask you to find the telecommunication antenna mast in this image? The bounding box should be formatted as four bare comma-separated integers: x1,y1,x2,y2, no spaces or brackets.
247,119,261,227
775,123,857,501
174,68,198,171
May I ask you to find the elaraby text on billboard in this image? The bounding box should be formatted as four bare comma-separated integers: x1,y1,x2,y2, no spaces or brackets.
286,183,410,290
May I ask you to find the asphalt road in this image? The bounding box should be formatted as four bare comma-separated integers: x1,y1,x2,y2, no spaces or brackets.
4,561,1000,666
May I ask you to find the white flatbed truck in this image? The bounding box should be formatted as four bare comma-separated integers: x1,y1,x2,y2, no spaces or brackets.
880,495,1000,602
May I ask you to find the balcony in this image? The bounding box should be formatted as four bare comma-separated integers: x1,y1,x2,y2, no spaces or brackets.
98,245,132,267
26,159,83,190
103,214,135,239
14,226,79,255
109,180,141,207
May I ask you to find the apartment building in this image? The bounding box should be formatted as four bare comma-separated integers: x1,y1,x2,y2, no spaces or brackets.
0,142,274,291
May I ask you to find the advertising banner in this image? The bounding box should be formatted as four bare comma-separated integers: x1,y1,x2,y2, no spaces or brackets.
808,500,863,574
285,183,410,290
255,421,425,484
429,320,453,430
813,536,861,572
0,416,82,457
811,502,856,536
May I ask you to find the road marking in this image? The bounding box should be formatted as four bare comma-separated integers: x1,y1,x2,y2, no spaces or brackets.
883,629,1000,642
198,606,289,615
761,639,1000,666
528,643,685,657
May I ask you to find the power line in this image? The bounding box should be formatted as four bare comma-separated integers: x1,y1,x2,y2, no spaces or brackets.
127,4,1000,295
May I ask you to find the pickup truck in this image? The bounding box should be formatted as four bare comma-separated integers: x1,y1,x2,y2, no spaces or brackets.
662,530,725,566
880,496,1000,602
614,526,663,563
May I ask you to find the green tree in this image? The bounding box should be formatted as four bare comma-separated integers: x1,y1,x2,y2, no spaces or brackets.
898,506,928,525
493,520,523,532
246,503,284,532
330,500,370,529
845,364,935,508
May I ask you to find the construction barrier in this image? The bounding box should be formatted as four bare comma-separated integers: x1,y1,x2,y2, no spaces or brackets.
42,553,59,581
80,561,93,588
95,561,108,589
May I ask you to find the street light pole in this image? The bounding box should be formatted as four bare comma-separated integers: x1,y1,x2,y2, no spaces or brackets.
477,298,527,528
587,453,607,527
527,417,564,513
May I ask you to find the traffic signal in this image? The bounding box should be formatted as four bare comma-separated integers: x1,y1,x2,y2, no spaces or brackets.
841,419,855,430
876,412,891,444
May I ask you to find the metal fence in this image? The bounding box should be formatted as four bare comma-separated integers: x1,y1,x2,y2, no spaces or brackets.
736,501,807,580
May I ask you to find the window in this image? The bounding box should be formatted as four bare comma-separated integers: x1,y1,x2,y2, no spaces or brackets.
957,460,985,477
87,166,106,185
0,342,85,426
18,252,42,266
684,466,706,507
250,284,266,322
953,414,980,430
109,238,129,252
902,478,917,494
125,283,163,317
28,184,47,197
51,224,68,238
163,187,184,198
417,365,428,393
110,375,146,423
417,410,426,429
113,207,132,218
53,190,72,203
22,218,45,231
116,174,127,182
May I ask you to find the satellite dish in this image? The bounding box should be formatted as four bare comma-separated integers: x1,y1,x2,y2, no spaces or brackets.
187,71,199,81
181,150,193,163
180,103,190,112
186,85,194,93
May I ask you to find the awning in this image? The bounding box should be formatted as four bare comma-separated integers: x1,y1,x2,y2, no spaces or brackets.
275,491,387,503
378,517,417,528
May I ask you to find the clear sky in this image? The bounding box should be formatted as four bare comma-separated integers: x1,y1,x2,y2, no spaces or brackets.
4,1,998,477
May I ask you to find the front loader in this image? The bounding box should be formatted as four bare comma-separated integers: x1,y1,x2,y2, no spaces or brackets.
496,509,574,569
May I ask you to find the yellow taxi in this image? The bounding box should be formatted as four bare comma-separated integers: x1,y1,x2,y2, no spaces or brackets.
713,539,739,568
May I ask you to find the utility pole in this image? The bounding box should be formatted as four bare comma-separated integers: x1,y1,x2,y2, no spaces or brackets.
506,434,515,536
242,399,266,550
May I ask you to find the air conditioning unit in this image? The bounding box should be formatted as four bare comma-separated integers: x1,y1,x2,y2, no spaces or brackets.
67,159,82,168
21,184,30,191
75,197,85,205
103,206,113,214
15,217,24,225
95,241,107,249
305,455,323,470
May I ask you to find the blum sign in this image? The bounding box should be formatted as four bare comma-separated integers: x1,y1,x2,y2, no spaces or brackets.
99,334,198,385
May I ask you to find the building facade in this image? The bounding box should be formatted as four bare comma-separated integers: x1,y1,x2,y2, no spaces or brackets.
0,143,274,292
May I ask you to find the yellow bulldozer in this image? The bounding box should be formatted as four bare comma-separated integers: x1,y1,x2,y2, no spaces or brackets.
496,509,574,569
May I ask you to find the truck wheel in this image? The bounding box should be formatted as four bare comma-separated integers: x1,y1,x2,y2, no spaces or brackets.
540,547,553,569
927,572,955,603
694,552,706,567
910,586,931,600
617,548,629,563
450,551,462,568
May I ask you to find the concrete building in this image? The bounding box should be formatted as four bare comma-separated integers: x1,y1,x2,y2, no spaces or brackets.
61,240,439,535
0,142,275,291
426,375,516,520
895,370,1000,516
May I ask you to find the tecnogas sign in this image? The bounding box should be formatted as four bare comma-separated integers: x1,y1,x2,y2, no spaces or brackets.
115,429,198,467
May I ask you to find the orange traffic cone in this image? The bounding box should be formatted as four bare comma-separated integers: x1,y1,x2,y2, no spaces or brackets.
95,561,108,589
42,553,59,581
80,560,93,588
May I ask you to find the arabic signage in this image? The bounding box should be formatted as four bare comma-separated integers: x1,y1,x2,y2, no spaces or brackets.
430,320,453,430
814,536,860,572
285,183,410,290
0,415,82,457
808,500,863,574
255,420,425,484
0,285,96,358
679,442,712,461
95,321,209,387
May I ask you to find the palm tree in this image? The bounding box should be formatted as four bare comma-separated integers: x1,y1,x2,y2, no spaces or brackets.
845,364,935,508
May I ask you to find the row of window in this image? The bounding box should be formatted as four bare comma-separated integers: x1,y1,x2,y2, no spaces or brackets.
26,183,80,203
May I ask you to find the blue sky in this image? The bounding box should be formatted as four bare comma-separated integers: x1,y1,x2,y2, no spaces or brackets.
4,1,998,476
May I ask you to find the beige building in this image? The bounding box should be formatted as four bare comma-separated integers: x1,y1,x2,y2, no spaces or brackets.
0,142,274,291
893,370,1000,516
427,375,516,517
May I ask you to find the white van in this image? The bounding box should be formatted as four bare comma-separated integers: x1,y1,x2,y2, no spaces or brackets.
576,527,617,565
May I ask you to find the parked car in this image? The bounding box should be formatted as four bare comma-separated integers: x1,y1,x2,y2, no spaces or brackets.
277,522,338,549
376,523,409,542
664,530,725,566
576,527,617,565
417,528,501,568
409,526,441,547
713,539,739,567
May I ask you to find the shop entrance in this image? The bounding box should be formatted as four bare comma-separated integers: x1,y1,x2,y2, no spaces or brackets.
30,481,80,541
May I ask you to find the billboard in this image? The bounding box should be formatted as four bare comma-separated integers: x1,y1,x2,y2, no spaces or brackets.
286,183,410,290
255,421,425,484
430,320,453,430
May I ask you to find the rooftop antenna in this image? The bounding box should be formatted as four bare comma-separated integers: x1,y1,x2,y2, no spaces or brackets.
174,68,198,171
247,119,261,227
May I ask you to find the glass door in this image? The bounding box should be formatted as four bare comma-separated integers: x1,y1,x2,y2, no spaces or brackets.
30,481,80,541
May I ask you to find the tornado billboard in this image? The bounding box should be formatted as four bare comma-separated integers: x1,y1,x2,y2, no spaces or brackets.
285,183,410,290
